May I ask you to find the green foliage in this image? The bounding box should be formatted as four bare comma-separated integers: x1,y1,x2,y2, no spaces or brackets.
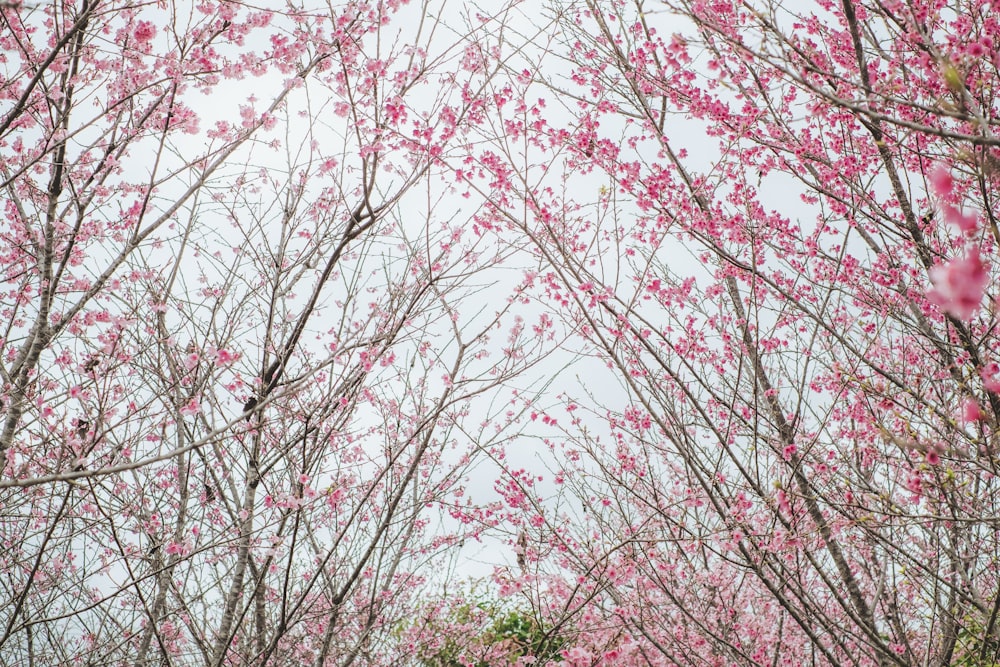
952,613,1000,667
480,608,567,665
404,586,568,667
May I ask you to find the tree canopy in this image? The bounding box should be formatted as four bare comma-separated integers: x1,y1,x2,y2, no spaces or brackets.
1,1,999,665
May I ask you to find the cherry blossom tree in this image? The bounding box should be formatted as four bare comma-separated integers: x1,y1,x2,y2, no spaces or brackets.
7,0,1000,665
0,1,553,665
458,0,1000,665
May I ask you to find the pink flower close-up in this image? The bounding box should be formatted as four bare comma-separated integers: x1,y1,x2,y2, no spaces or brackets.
962,397,984,422
927,247,989,320
929,165,954,196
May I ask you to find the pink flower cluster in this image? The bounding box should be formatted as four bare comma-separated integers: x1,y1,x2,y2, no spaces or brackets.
926,165,989,320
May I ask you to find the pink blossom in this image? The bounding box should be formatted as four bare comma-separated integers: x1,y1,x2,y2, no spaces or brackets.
561,646,594,666
962,397,984,422
982,363,1000,393
239,105,256,129
927,247,989,320
133,21,156,44
179,398,201,417
214,348,239,366
941,203,979,235
165,541,187,556
929,165,954,196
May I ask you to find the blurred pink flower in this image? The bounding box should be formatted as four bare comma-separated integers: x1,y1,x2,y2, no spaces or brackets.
942,203,979,235
927,247,989,320
929,165,954,196
962,397,984,422
214,348,239,366
982,362,1000,393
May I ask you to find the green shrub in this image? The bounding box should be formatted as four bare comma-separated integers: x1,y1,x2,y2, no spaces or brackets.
402,586,568,667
